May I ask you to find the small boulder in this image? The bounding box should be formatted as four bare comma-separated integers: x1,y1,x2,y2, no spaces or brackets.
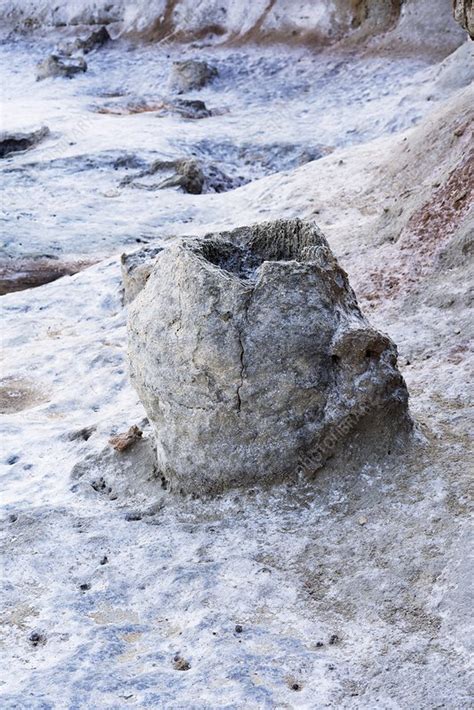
36,55,87,81
157,158,205,194
120,157,237,195
128,219,411,495
0,126,49,159
109,425,143,452
170,99,212,119
169,59,218,94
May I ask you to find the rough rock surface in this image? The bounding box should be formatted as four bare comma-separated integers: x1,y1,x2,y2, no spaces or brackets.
0,126,49,158
121,245,164,303
36,54,87,80
453,0,474,38
128,219,411,494
169,59,218,94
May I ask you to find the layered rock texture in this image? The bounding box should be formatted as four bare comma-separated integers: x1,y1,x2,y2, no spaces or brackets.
453,0,474,38
128,219,410,494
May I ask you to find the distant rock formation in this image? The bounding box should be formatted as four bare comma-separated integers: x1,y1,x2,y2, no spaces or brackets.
1,1,465,55
127,219,411,495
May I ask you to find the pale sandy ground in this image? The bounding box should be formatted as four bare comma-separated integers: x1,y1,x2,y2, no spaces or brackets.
0,15,473,710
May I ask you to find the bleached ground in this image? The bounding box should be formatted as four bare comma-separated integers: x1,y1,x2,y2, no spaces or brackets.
0,30,473,709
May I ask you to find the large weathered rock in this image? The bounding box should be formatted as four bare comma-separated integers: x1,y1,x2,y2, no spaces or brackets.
169,59,218,94
128,219,411,494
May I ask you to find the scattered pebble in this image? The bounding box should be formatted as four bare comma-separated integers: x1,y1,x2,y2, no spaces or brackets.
173,655,190,671
109,425,142,452
29,631,46,647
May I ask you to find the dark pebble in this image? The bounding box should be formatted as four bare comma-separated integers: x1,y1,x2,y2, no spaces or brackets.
235,624,243,633
125,511,142,521
29,631,46,647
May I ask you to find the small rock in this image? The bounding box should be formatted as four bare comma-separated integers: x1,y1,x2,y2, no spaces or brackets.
36,55,87,81
357,515,368,526
169,59,218,94
79,583,91,592
125,511,143,521
99,555,108,565
235,624,243,633
170,99,212,119
329,634,340,645
173,655,190,671
109,425,143,452
68,425,96,442
156,158,204,194
61,26,111,55
29,631,46,647
0,126,50,159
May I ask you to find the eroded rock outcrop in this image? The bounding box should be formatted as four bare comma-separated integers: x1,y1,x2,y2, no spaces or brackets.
128,219,411,494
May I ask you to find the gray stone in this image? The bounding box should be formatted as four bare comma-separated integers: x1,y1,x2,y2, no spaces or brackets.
36,54,87,81
169,59,218,94
121,245,164,303
128,219,411,495
0,126,49,158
